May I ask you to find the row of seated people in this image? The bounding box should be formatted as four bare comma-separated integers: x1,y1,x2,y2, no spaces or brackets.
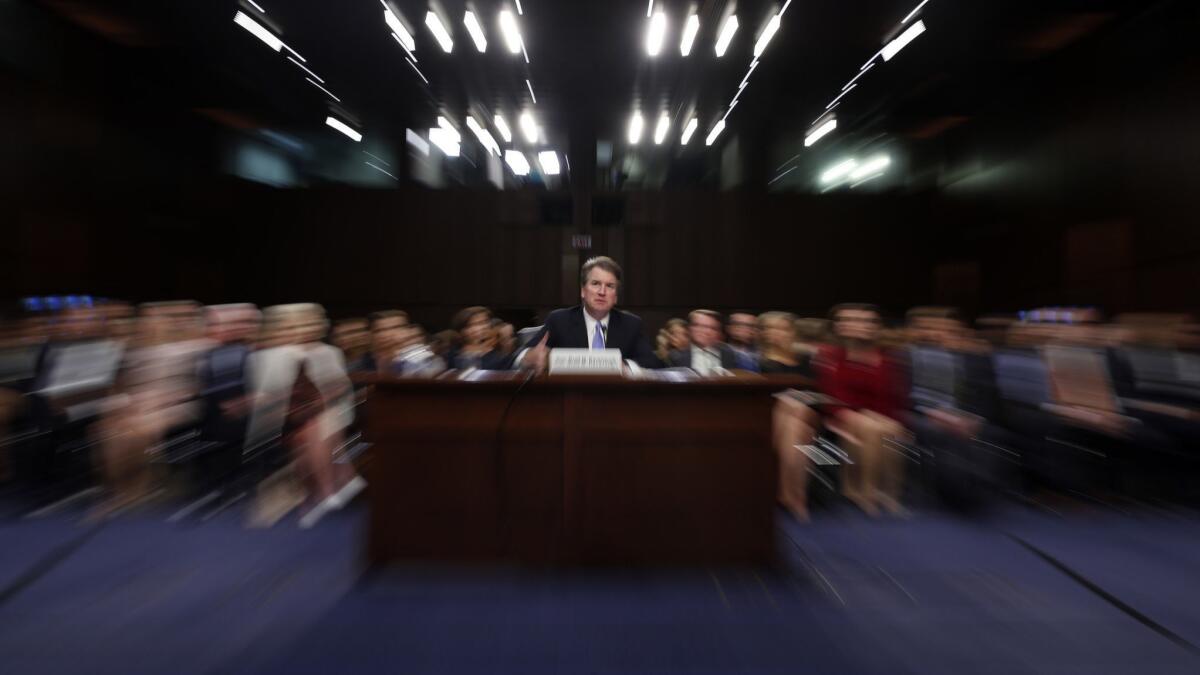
774,305,1200,519
0,302,365,525
271,300,1200,520
2,298,1198,524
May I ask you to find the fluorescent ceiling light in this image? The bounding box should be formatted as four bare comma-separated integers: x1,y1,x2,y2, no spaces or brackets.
306,78,340,102
826,83,855,109
653,114,669,145
715,15,738,57
325,116,362,142
392,32,416,61
821,158,857,184
405,128,430,155
234,11,282,52
494,114,512,143
704,119,725,146
429,126,460,157
516,0,524,15
287,56,322,83
843,61,874,91
902,0,931,25
646,12,667,56
881,20,925,61
245,0,266,13
467,116,499,155
363,150,390,167
680,118,698,145
738,60,758,88
436,116,461,141
753,14,781,58
499,10,523,54
814,106,838,124
849,155,890,180
505,150,530,175
405,57,429,83
526,79,537,104
646,0,654,19
519,112,538,143
804,117,837,147
424,11,453,52
365,161,397,179
384,8,415,52
463,11,487,52
628,113,644,144
680,14,699,56
538,151,561,175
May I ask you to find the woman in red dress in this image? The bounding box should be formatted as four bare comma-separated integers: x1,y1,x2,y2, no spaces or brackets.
816,304,909,516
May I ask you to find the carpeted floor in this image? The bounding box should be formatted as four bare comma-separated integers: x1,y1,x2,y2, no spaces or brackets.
1,498,1198,675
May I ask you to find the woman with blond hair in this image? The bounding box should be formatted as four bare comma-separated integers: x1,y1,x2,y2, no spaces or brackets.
94,301,206,515
246,304,363,527
761,312,820,520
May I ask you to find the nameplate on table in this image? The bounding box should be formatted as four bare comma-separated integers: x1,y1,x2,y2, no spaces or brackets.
548,348,623,375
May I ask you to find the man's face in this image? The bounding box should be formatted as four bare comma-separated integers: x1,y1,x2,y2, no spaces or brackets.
372,317,406,355
912,317,965,349
909,317,940,346
689,313,723,349
835,309,881,343
668,325,690,350
230,314,261,343
727,313,757,346
60,308,99,340
581,267,618,317
463,313,491,345
497,323,515,349
332,320,369,352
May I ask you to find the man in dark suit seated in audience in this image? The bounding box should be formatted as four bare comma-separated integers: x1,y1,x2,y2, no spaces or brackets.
363,310,409,374
196,304,259,489
905,307,1010,504
523,256,662,371
667,310,743,374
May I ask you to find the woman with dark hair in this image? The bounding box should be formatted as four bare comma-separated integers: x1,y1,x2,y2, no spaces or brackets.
816,303,909,516
655,318,690,363
445,306,509,371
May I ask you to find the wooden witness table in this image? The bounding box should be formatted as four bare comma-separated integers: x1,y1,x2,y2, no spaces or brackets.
357,372,809,566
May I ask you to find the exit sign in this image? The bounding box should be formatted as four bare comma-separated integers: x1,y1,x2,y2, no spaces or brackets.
571,234,592,249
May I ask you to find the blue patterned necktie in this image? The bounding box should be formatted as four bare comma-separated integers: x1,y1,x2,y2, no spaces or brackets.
592,322,605,350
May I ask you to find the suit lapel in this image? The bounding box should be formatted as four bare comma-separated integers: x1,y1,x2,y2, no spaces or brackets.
568,306,587,348
605,310,621,349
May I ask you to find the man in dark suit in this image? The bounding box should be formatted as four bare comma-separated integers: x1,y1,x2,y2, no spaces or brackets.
523,256,661,370
905,307,1013,504
667,310,743,374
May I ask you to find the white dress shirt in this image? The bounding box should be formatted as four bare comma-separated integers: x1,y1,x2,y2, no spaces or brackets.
690,344,721,376
583,310,610,350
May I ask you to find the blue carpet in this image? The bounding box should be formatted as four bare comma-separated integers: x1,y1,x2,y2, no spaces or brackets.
1,502,1199,675
1001,505,1200,649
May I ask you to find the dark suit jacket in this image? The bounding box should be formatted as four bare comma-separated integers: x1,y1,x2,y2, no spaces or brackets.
667,344,741,370
526,306,662,368
445,347,514,371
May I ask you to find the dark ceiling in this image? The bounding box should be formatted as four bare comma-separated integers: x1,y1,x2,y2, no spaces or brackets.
20,0,1164,191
